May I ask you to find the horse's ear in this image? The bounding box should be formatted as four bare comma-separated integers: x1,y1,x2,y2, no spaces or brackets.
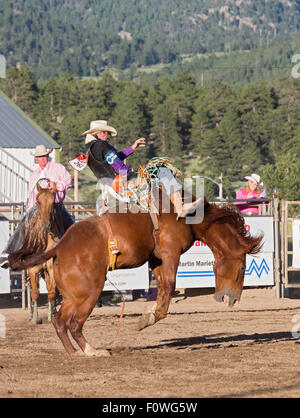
37,183,42,193
50,182,56,194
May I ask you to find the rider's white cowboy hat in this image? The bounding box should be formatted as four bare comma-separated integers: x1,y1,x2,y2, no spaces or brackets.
82,120,117,137
31,145,53,157
245,173,263,186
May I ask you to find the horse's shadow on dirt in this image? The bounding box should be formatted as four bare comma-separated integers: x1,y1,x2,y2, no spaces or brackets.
132,331,298,351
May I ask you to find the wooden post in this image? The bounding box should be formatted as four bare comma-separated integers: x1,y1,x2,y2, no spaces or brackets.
27,274,31,311
21,270,26,309
273,196,281,298
74,169,78,220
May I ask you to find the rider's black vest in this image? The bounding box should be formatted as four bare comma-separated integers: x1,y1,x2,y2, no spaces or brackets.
83,140,116,181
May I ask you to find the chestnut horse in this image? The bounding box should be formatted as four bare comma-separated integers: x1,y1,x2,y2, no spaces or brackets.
9,199,263,356
16,182,59,323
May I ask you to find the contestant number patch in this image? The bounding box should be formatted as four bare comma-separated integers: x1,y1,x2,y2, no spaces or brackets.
105,150,119,165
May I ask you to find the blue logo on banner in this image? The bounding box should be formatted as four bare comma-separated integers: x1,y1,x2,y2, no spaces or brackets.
177,258,270,279
245,258,270,278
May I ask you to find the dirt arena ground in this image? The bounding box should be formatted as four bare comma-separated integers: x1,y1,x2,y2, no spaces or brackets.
0,287,300,399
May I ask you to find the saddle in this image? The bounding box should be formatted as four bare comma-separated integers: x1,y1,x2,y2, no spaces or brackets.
98,157,181,214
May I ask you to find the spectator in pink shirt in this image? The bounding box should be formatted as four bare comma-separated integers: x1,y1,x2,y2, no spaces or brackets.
0,145,74,268
27,145,72,209
236,173,264,215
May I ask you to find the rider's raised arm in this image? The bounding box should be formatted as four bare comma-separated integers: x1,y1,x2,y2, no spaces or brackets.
117,146,134,161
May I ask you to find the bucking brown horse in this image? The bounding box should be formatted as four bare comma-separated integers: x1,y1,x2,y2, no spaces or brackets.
9,197,263,356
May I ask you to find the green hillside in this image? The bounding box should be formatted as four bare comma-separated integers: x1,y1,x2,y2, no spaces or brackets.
1,0,300,80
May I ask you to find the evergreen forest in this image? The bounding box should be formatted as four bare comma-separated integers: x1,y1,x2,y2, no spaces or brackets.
1,1,300,201
1,65,300,201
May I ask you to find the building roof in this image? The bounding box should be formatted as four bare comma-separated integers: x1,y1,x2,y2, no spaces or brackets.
0,90,59,149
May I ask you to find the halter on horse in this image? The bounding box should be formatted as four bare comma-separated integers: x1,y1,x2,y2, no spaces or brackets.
8,195,263,356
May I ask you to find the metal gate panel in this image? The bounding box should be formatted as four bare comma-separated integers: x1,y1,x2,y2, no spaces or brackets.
281,200,300,289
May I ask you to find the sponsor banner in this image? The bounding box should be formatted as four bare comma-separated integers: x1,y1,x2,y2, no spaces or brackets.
40,262,150,294
185,216,274,255
0,222,10,293
40,262,149,294
176,252,274,288
104,262,149,291
176,216,274,288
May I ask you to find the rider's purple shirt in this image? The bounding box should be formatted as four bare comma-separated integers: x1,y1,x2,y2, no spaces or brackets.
110,146,134,174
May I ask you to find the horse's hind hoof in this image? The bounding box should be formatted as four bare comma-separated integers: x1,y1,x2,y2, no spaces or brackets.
138,312,155,331
84,343,111,357
29,318,42,325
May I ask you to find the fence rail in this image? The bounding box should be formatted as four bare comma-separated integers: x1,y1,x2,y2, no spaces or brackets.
1,196,299,303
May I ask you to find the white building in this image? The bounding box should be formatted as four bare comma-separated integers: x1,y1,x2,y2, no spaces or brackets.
0,90,60,203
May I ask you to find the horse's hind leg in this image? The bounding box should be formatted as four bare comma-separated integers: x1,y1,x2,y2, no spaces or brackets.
68,294,110,357
52,299,77,355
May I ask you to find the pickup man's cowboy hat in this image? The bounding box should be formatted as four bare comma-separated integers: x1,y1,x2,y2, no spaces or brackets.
31,145,53,157
82,120,117,137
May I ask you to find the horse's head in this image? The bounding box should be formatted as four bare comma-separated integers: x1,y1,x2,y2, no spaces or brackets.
213,232,263,307
193,202,264,307
36,181,56,229
213,253,246,307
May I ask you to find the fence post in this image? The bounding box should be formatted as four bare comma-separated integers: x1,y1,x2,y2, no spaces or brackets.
280,200,287,298
273,196,281,298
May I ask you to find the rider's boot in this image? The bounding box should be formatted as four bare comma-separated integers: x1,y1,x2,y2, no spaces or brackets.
170,191,201,220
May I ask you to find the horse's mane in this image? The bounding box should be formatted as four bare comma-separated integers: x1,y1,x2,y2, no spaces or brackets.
8,211,49,266
203,201,263,255
8,191,59,267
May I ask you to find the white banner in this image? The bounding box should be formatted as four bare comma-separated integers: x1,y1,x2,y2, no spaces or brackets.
0,221,10,293
39,262,150,294
104,262,149,291
292,219,300,268
176,216,274,288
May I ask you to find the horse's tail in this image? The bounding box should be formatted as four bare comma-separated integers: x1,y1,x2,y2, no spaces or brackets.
8,245,58,271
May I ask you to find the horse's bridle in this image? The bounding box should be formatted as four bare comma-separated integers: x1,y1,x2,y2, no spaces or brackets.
37,177,51,189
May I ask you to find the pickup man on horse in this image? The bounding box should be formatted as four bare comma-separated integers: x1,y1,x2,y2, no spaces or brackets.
0,145,74,268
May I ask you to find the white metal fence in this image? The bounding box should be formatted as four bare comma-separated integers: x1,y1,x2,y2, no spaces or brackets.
0,146,32,203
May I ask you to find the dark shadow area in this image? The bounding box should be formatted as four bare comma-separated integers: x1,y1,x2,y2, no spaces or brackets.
129,331,298,352
221,382,300,398
88,304,300,322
